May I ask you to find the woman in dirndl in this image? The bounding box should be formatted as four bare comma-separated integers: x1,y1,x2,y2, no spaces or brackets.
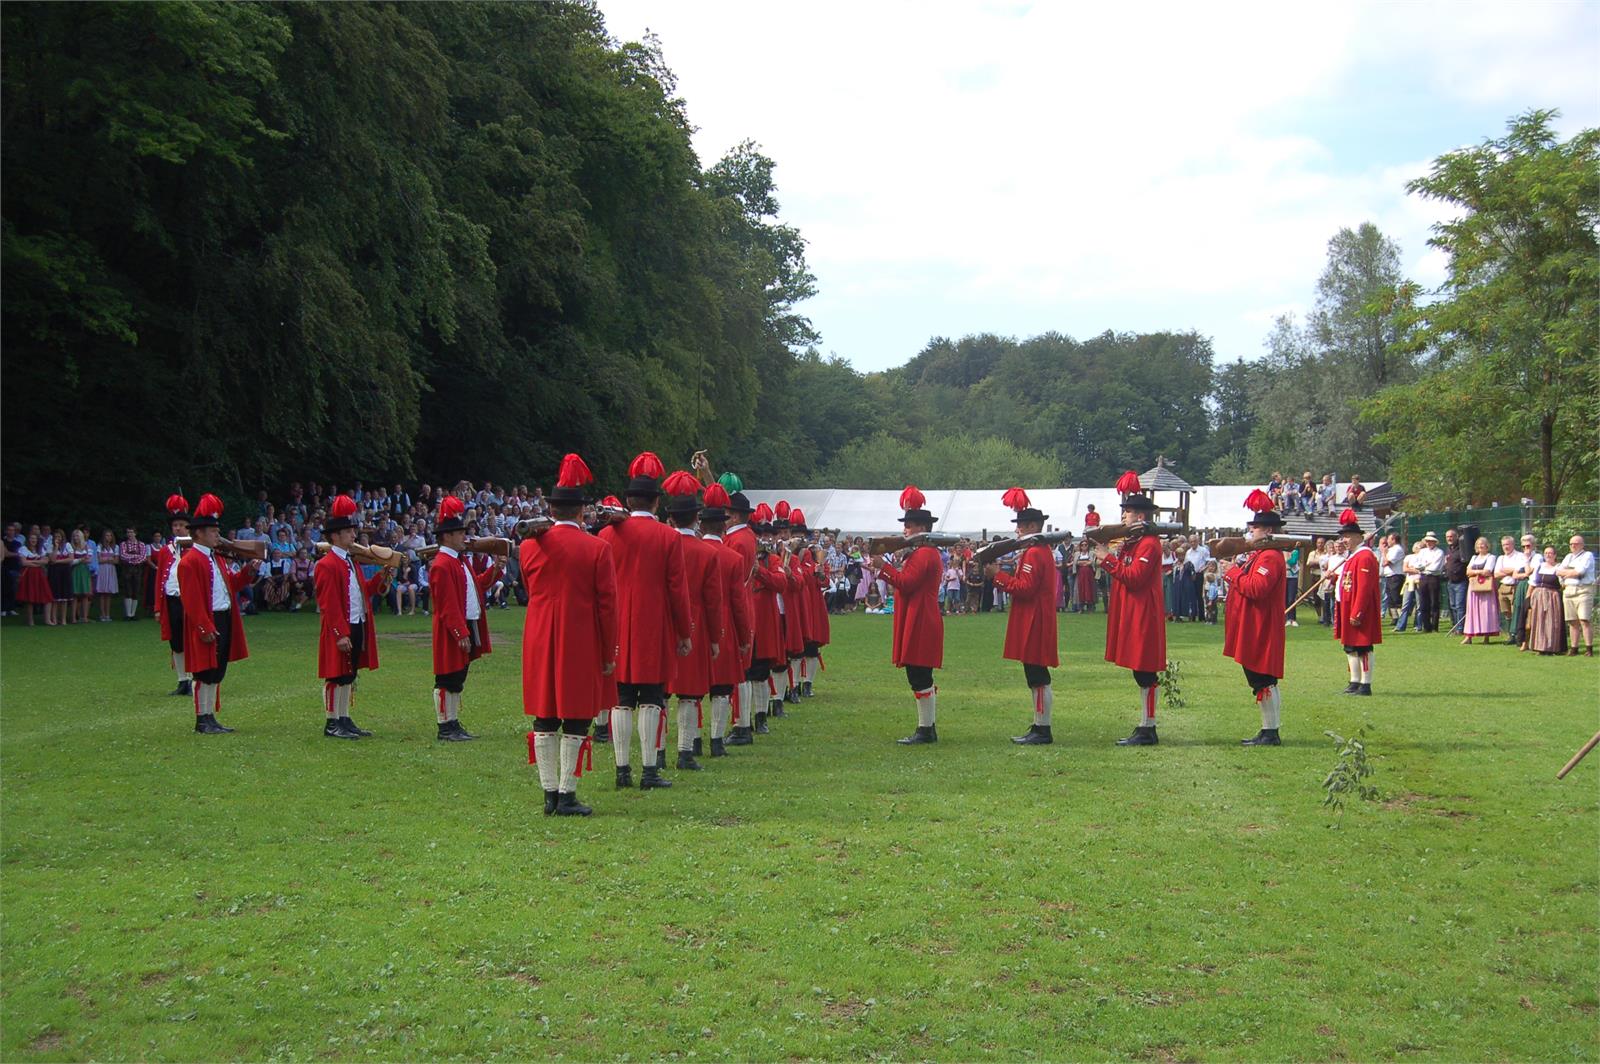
1525,548,1567,654
94,528,120,621
1461,537,1500,644
70,529,94,624
16,533,54,626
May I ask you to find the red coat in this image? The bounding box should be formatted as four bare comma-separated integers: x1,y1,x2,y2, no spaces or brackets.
783,561,807,657
1335,545,1383,647
1223,547,1286,677
670,532,727,697
750,555,786,663
708,536,753,686
521,523,620,720
314,550,385,679
994,543,1060,667
177,547,253,672
724,524,758,666
807,556,831,647
429,549,498,675
880,546,944,669
154,543,182,641
597,514,691,685
1103,534,1166,673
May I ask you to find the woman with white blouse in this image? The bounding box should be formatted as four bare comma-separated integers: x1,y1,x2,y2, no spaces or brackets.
1461,537,1499,644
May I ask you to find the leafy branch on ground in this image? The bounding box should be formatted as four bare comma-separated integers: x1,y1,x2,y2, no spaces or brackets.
1322,723,1380,816
1159,659,1186,711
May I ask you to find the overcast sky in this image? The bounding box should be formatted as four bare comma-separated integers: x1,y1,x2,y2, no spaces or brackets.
598,0,1599,373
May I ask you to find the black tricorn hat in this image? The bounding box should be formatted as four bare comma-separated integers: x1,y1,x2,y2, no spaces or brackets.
1247,509,1286,529
1119,493,1158,513
1012,507,1049,525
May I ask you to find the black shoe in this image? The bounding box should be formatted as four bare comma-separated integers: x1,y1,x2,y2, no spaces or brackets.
1116,726,1158,746
592,722,612,744
194,715,233,734
770,701,786,718
1241,729,1281,746
172,680,192,697
726,727,752,747
753,712,770,735
1012,725,1052,745
437,722,472,742
324,718,361,739
1339,682,1361,695
676,751,702,771
614,766,633,790
803,681,814,697
640,766,672,790
784,686,801,704
693,737,703,756
544,790,559,815
1355,683,1372,696
554,792,593,817
897,725,938,745
343,717,373,737
452,720,477,740
710,737,727,757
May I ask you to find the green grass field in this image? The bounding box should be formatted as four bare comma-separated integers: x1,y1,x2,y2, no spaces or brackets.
2,607,1596,1061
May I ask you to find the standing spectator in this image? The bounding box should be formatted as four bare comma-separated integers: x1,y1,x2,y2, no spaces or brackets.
93,529,120,621
69,529,93,623
1507,534,1539,645
16,532,52,625
1493,536,1524,638
1461,537,1499,644
1525,547,1566,654
1557,535,1595,656
118,527,150,620
1443,528,1469,634
963,553,984,614
1379,533,1404,618
289,549,315,611
1415,531,1445,632
940,556,962,615
48,529,74,624
1393,541,1423,633
1284,543,1302,627
1161,539,1177,620
1,522,21,616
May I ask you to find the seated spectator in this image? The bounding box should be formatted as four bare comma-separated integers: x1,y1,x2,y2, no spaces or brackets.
1343,476,1368,508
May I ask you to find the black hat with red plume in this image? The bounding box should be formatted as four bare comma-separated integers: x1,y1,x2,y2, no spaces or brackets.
772,499,792,530
1003,487,1047,525
164,493,191,528
325,494,361,532
549,453,594,505
189,493,225,529
436,495,468,533
1244,489,1284,528
899,485,936,526
1338,507,1364,535
625,452,665,497
1115,470,1157,513
662,470,702,514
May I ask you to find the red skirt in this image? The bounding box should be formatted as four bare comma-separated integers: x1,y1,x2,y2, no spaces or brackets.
17,567,51,604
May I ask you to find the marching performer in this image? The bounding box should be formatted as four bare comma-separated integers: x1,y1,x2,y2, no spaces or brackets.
732,505,786,742
152,494,192,696
698,484,753,756
721,485,762,741
986,489,1060,745
876,486,945,745
1334,508,1381,695
315,495,389,739
769,501,801,715
522,454,619,816
790,510,829,697
598,452,692,790
1095,472,1166,746
428,495,499,741
177,495,257,734
663,471,725,770
1224,491,1288,745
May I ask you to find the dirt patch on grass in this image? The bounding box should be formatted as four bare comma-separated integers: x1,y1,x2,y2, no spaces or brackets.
139,971,170,988
1040,900,1077,913
1133,1041,1195,1063
821,997,869,1021
28,1031,64,1052
503,971,541,987
1382,792,1476,819
712,814,743,827
380,632,432,644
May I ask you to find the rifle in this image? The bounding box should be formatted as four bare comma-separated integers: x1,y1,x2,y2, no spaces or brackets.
867,532,961,554
176,536,268,563
416,536,512,562
314,541,405,569
973,529,1078,564
1082,521,1185,546
1206,534,1314,561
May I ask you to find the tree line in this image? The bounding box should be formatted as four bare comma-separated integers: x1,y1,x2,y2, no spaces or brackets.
3,0,1593,521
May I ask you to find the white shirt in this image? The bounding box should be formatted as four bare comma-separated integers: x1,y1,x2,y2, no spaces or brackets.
164,543,183,596
1383,544,1405,577
438,546,482,621
194,544,232,611
1559,550,1596,587
1186,544,1211,571
1415,546,1445,574
329,545,366,623
1494,551,1526,585
631,510,657,521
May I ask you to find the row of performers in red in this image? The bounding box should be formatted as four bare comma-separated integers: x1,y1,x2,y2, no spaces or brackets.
147,454,835,817
874,483,1382,747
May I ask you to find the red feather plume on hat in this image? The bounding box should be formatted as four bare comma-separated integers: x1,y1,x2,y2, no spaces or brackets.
195,493,224,519
1002,487,1031,511
752,503,774,523
166,494,190,515
330,495,358,519
556,453,594,488
600,495,622,508
1115,470,1143,495
789,508,806,526
774,500,791,520
899,485,926,510
439,495,466,521
662,470,700,497
628,452,665,480
703,483,732,507
1339,508,1361,526
1244,489,1275,513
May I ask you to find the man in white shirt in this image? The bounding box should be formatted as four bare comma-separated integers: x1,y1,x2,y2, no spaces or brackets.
1557,535,1595,656
1381,535,1406,619
1492,536,1524,631
1413,531,1446,632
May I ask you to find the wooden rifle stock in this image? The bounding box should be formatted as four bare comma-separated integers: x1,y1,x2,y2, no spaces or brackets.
867,532,960,554
973,530,1078,564
1557,730,1600,779
1083,521,1185,546
314,541,404,569
1207,534,1314,561
416,536,511,561
176,535,268,563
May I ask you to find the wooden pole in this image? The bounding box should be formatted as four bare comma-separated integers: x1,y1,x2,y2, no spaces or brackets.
1556,730,1600,780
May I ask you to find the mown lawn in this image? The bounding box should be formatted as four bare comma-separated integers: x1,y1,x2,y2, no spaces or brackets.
1,607,1596,1061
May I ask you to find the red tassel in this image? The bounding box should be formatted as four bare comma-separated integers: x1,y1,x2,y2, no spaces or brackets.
1255,687,1267,703
575,735,594,777
527,731,537,764
656,707,667,749
786,663,796,688
193,686,201,718
696,700,704,728
818,652,825,671
767,675,776,695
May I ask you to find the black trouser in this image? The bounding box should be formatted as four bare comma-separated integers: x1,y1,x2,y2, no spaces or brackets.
330,622,366,685
617,682,667,708
1384,574,1403,611
1342,644,1373,656
166,594,185,652
1023,663,1051,687
1243,667,1278,692
745,661,772,683
710,683,735,696
532,717,589,736
1419,575,1441,631
195,611,232,684
803,641,821,656
434,664,469,693
1132,670,1159,689
905,665,934,690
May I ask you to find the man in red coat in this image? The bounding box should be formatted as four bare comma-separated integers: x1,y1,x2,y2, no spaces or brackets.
764,501,801,717
987,489,1061,746
876,486,945,745
152,494,192,697
1334,508,1382,696
1094,477,1166,746
177,494,257,734
721,490,761,742
790,510,827,699
428,495,500,742
734,507,788,743
698,484,753,757
662,471,725,771
523,454,619,817
597,453,692,791
314,495,390,739
1224,491,1288,745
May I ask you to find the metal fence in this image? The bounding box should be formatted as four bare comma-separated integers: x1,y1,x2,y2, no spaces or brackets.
1397,504,1600,549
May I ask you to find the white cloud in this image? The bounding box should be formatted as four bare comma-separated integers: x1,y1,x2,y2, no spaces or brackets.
598,0,1600,369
